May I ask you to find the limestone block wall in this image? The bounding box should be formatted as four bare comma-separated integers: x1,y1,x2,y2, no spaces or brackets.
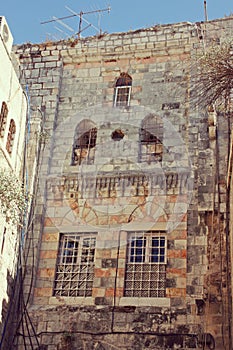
12,17,233,350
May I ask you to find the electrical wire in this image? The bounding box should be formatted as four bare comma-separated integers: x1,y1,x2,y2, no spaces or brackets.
111,230,121,332
14,110,45,349
0,81,32,350
11,58,64,349
215,122,227,350
225,109,233,350
17,328,199,339
0,77,46,349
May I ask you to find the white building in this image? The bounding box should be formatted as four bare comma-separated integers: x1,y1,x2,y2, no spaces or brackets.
0,16,27,326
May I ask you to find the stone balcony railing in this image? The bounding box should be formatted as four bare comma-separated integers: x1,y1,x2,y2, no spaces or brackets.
47,170,192,199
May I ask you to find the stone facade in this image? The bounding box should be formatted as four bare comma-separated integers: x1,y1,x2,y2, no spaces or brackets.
9,16,233,349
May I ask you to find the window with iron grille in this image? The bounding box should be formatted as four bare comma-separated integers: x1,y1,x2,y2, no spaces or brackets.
0,102,8,137
124,231,166,297
114,73,132,107
140,114,163,163
6,119,16,154
53,233,96,297
72,119,97,165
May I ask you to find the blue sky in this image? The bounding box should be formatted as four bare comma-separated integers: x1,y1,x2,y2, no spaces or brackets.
1,1,233,44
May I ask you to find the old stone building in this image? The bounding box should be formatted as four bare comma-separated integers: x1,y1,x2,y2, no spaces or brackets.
0,16,28,347
4,15,233,350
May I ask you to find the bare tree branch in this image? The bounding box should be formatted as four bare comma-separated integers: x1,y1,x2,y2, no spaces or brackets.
191,41,233,111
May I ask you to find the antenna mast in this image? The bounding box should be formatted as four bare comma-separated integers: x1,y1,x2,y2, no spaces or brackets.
204,1,208,22
41,6,111,39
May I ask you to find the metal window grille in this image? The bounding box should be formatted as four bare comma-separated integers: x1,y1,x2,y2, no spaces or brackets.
72,127,97,165
53,233,96,297
0,102,8,137
6,119,16,154
114,86,132,107
140,116,163,163
124,231,166,297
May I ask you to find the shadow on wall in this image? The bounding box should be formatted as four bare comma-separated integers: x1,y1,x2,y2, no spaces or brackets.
0,269,20,350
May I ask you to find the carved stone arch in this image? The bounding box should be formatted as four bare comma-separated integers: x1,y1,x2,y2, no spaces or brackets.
71,119,97,165
58,198,99,227
79,201,99,226
115,72,132,87
128,199,168,224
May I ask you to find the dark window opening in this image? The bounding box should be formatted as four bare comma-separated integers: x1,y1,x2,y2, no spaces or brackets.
72,120,97,165
140,114,163,163
6,119,16,155
1,227,6,255
0,102,8,137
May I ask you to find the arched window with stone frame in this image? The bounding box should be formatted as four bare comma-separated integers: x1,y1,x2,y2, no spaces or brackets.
114,72,132,107
0,102,8,138
71,119,97,165
139,114,163,163
6,119,16,155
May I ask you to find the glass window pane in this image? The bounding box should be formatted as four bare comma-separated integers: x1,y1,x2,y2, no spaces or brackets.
54,233,96,297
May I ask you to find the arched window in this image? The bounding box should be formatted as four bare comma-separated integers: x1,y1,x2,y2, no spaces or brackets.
72,119,97,165
0,102,8,137
114,73,132,107
6,119,16,155
140,114,163,163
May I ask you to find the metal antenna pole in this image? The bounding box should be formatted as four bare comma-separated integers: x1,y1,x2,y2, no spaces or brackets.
41,6,111,38
204,1,208,22
65,6,108,36
78,11,83,38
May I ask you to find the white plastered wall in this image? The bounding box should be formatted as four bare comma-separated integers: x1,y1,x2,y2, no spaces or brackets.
0,20,27,322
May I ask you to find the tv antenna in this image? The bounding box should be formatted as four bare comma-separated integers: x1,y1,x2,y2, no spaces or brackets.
204,1,208,21
41,5,111,39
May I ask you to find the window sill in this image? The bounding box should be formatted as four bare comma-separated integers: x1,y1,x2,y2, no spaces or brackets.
48,296,170,307
49,296,95,306
119,297,170,307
